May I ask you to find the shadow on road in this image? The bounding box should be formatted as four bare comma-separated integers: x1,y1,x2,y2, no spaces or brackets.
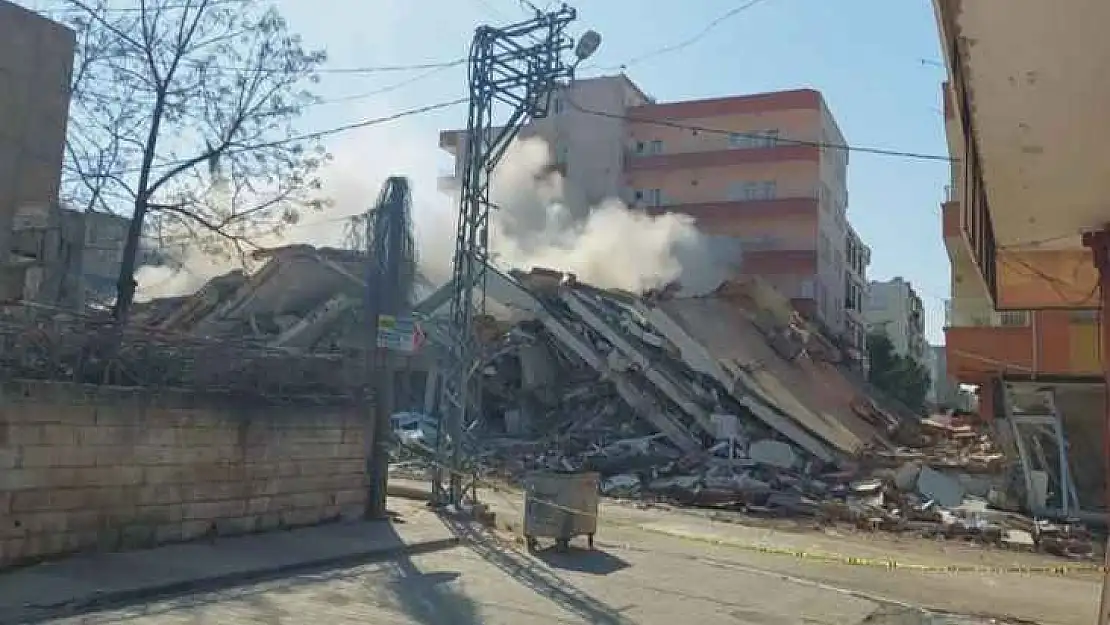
14,508,476,625
383,553,482,625
533,545,631,576
441,513,639,625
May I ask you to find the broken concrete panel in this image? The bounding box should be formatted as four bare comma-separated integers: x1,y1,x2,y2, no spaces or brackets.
637,302,836,463
481,269,702,455
1002,529,1035,549
894,462,921,491
518,342,557,404
601,474,641,497
561,290,714,436
956,473,992,498
710,413,743,440
749,440,797,470
916,466,965,508
1028,471,1049,510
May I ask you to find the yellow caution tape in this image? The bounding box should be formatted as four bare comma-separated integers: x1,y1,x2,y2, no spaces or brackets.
396,453,1105,577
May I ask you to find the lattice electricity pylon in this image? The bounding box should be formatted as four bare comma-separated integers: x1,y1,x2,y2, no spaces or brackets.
433,6,579,507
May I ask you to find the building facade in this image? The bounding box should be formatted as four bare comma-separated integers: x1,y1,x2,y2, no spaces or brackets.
925,343,969,410
844,224,871,353
438,76,868,350
0,2,75,300
9,203,130,309
939,73,1103,383
932,2,1108,519
864,277,926,364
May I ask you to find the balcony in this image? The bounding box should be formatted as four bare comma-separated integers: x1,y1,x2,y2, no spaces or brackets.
945,310,1101,383
942,200,960,239
437,173,459,193
438,130,460,155
934,0,1107,310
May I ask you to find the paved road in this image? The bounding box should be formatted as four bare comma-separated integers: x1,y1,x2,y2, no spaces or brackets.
38,520,1010,625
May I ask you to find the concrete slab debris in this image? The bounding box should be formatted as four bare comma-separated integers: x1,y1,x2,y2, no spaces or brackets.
916,466,966,508
748,440,797,470
134,254,1097,564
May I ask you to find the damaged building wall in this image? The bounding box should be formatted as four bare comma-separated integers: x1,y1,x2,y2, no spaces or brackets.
1034,383,1104,511
0,2,75,301
0,380,371,570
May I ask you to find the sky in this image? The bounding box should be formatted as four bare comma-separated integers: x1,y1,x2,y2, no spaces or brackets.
26,0,954,343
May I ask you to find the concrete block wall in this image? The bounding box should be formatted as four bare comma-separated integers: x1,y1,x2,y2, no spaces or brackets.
0,380,371,569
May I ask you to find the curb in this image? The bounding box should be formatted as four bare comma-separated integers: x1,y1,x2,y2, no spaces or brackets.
387,482,433,501
7,535,460,625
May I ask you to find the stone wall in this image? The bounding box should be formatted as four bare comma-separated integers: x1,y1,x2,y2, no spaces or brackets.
0,380,371,569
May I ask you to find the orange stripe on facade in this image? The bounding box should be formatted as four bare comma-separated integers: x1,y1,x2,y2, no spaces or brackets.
742,250,818,274
648,198,819,222
629,89,822,121
627,145,820,171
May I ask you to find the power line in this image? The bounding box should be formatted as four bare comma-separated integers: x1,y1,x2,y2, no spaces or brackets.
207,59,466,76
594,0,776,71
565,96,954,163
35,2,466,75
307,64,464,107
34,0,243,14
100,97,467,176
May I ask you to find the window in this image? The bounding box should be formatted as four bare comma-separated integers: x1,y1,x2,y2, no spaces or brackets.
729,129,779,149
634,141,645,154
760,129,780,148
759,181,776,199
729,181,776,201
649,140,663,155
645,188,662,206
800,279,815,298
999,311,1029,327
1070,310,1099,323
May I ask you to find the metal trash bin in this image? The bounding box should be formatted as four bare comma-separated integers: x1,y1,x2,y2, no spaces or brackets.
522,470,600,552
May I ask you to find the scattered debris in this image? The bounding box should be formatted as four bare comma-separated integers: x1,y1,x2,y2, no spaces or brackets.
126,253,1095,562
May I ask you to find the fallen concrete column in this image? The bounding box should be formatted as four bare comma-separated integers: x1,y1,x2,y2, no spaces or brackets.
635,302,835,463
560,289,714,437
482,269,702,455
271,293,357,349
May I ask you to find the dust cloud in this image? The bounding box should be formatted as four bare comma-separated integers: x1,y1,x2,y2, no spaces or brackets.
483,137,740,295
133,129,739,302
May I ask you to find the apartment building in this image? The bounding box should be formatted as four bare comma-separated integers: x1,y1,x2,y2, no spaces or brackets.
0,1,75,299
933,0,1108,516
940,77,1102,401
864,277,926,364
438,74,652,208
844,224,871,353
438,75,867,350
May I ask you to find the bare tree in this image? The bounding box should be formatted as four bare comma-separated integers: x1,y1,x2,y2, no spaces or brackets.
56,0,330,320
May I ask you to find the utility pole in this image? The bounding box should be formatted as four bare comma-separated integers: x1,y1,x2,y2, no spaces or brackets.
433,4,601,507
364,177,417,519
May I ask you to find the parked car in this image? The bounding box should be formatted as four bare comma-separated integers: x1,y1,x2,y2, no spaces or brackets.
390,411,440,449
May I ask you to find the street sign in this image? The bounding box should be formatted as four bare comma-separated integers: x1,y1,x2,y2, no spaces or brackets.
377,315,425,353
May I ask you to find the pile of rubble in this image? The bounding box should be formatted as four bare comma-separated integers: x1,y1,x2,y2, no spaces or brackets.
415,267,1095,560
130,246,1095,559
0,301,365,397
460,405,1093,559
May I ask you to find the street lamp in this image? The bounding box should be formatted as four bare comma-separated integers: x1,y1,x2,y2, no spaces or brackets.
575,30,601,62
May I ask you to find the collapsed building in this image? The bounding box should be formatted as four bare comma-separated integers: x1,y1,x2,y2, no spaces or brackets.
137,244,1096,558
